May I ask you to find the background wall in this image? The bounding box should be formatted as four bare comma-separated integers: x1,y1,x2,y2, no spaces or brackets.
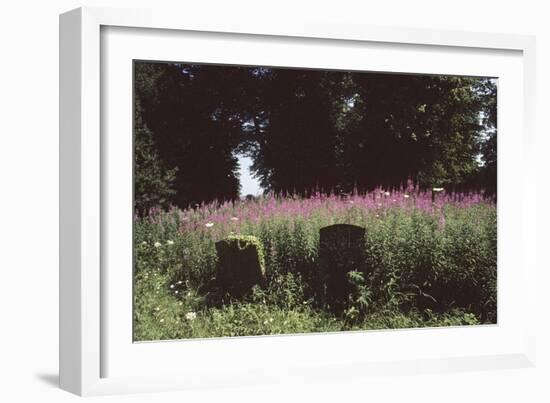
0,1,547,401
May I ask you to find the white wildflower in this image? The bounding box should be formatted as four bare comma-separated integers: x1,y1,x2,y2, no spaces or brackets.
185,311,197,321
432,187,444,192
175,290,179,294
177,280,183,285
141,241,147,245
154,241,162,248
384,191,390,196
160,318,164,323
404,194,410,199
205,222,214,228
166,240,174,245
170,284,175,289
155,306,160,311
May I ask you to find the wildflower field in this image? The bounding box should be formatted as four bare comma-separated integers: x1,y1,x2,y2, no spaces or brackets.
133,61,498,340
134,188,496,341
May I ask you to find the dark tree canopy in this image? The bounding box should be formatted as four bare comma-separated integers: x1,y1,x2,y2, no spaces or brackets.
134,61,497,211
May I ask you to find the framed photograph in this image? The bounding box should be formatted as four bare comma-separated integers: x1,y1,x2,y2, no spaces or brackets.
60,6,537,396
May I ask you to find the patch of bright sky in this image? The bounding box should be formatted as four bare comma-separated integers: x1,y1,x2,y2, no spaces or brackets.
237,154,263,197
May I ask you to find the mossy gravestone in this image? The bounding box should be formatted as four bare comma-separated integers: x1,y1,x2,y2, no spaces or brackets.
319,224,366,311
215,235,266,298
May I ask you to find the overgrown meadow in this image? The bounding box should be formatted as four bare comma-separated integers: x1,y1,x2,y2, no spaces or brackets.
134,187,496,341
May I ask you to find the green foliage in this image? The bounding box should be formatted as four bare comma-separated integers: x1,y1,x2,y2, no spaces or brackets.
133,200,495,340
134,267,479,341
134,113,178,215
362,206,497,319
134,62,247,208
250,272,308,311
224,234,266,272
135,62,497,208
343,270,373,324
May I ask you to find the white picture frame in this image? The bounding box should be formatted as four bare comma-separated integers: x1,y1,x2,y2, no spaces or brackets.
59,6,537,396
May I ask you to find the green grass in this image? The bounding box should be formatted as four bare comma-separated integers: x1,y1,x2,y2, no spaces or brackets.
133,194,496,341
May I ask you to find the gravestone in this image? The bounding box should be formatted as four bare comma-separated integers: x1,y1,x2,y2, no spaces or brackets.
319,224,366,311
215,235,266,298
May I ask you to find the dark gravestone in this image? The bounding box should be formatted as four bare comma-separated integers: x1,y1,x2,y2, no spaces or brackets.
215,235,266,298
319,224,366,311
